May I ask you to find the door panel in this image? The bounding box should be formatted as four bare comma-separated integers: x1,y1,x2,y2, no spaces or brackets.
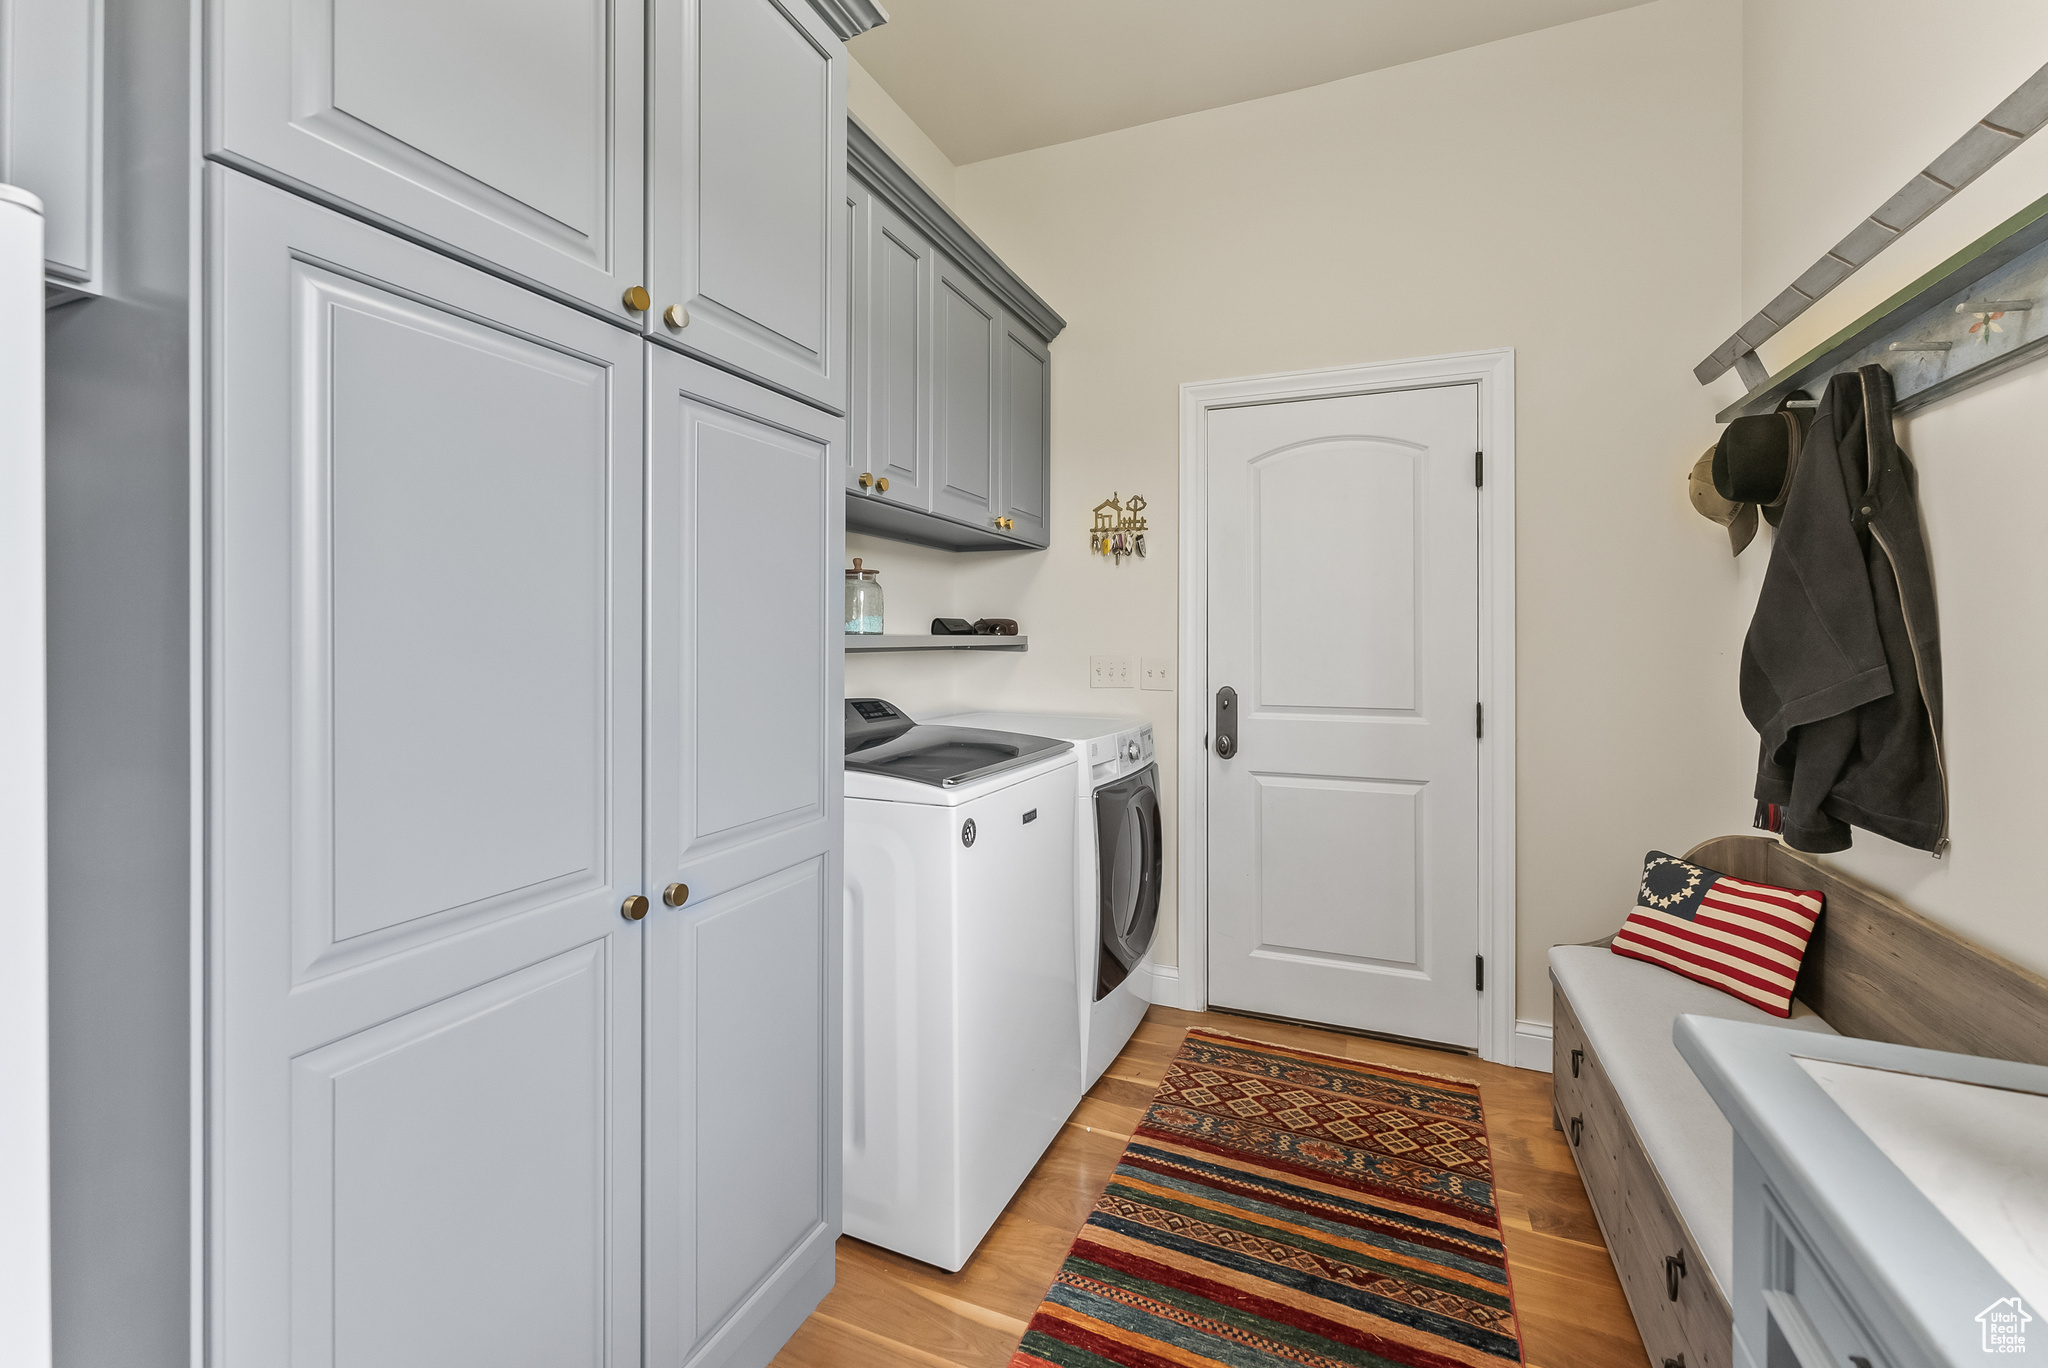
866,198,934,507
4,0,101,288
1254,776,1420,965
211,172,644,1367
1256,441,1416,709
292,945,612,1368
1207,385,1479,1047
845,181,868,491
649,0,846,411
644,861,837,1368
998,317,1049,544
316,291,610,949
644,346,840,1366
646,348,838,904
210,0,644,321
930,261,998,529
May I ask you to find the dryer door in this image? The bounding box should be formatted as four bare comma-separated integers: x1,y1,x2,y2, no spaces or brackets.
1094,764,1162,999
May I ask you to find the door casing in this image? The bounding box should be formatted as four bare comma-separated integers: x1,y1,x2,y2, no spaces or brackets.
1173,350,1518,1065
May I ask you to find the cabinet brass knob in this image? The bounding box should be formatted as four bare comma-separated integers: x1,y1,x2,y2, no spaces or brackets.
663,304,688,329
859,472,874,489
621,894,650,921
663,882,689,908
875,476,889,492
622,285,651,312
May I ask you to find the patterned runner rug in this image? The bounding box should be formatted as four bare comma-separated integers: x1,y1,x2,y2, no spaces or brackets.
1010,1029,1526,1368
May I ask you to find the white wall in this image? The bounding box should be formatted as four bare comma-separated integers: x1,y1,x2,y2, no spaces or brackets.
848,57,958,208
851,0,1752,1025
1738,0,2048,981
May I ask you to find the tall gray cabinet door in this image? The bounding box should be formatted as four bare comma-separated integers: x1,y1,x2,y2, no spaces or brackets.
644,347,842,1368
998,314,1051,546
208,171,645,1368
929,256,1001,531
209,0,645,323
648,0,848,413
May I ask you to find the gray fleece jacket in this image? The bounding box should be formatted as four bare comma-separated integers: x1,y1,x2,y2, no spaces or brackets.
1738,365,1947,855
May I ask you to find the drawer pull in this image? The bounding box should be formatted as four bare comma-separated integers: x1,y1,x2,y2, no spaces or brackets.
1662,1357,1686,1368
1570,1047,1583,1077
1665,1248,1687,1301
1569,1115,1582,1147
1850,1360,1871,1368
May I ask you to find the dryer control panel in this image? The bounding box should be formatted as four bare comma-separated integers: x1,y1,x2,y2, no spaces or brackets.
1087,724,1154,783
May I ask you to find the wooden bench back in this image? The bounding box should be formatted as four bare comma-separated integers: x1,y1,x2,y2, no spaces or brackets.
1683,835,2048,1067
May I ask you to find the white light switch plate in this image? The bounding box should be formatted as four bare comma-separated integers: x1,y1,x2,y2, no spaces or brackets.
1089,655,1133,688
1140,657,1175,691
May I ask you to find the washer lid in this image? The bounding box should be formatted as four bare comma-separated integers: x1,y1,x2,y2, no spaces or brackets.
846,698,1071,789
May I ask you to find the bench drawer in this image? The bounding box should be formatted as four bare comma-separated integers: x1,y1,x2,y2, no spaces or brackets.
1553,981,1734,1368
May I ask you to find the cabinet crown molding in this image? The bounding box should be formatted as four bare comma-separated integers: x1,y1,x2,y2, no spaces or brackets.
810,0,889,41
849,118,1066,343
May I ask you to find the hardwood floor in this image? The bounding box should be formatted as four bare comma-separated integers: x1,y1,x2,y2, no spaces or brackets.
770,1006,1647,1368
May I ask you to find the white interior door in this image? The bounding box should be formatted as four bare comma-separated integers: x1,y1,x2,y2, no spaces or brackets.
1206,384,1481,1048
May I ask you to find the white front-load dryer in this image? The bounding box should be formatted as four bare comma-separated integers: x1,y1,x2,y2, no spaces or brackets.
840,700,1081,1271
934,712,1161,1089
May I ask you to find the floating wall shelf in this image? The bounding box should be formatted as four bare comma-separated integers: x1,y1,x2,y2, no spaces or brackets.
1717,189,2048,422
843,634,1029,653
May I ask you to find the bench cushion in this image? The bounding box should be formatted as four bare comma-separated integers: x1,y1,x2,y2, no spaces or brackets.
1550,944,1837,1292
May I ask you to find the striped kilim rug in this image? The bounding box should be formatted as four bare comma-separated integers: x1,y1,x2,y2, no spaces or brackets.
1010,1029,1525,1368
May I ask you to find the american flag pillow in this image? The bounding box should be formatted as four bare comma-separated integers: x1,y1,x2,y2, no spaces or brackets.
1611,851,1823,1017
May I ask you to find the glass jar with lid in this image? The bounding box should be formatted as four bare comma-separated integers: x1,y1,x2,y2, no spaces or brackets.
844,558,883,635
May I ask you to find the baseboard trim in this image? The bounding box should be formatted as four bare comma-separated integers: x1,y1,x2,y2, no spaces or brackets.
1512,1019,1554,1073
1140,962,1202,1012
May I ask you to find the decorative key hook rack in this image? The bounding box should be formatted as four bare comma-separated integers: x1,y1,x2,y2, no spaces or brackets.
1090,493,1148,564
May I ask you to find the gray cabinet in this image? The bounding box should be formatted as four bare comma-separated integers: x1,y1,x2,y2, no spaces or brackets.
998,312,1051,545
648,0,848,412
847,180,934,507
1,0,101,297
209,172,648,1368
843,122,1062,552
930,255,1001,530
209,0,648,323
644,346,842,1367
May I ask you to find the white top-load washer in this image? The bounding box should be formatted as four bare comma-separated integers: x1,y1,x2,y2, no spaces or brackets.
841,699,1081,1272
933,712,1161,1090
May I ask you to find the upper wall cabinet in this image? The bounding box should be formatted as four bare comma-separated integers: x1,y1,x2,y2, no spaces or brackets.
647,0,847,413
997,313,1050,545
844,121,1064,552
2,0,103,298
208,0,647,324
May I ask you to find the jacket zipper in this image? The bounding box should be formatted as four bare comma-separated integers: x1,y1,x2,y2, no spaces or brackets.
1868,524,1950,858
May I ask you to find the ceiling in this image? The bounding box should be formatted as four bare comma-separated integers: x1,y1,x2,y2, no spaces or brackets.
849,0,1656,164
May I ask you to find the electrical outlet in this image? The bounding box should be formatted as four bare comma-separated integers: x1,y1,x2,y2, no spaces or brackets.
1140,657,1175,692
1089,655,1133,688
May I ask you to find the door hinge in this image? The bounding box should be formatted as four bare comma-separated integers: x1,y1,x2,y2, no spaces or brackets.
1475,702,1483,739
1475,955,1485,992
1474,451,1484,488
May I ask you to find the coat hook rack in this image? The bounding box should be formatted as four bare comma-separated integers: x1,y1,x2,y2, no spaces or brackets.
1090,493,1147,564
1710,189,2048,423
1695,59,2048,391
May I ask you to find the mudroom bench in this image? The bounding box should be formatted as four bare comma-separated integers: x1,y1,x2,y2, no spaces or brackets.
1552,835,2048,1368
